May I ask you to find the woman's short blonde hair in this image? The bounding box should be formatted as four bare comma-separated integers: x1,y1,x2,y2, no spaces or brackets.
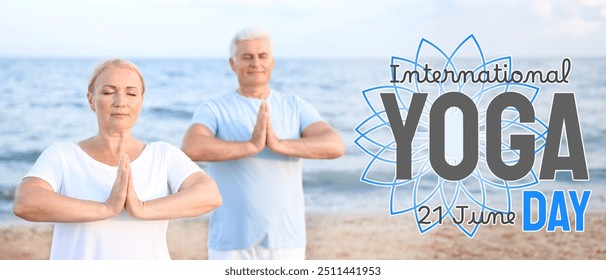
87,58,145,95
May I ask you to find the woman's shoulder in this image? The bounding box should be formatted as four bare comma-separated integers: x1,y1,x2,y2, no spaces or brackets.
33,142,80,163
146,141,181,154
45,142,78,153
144,142,192,165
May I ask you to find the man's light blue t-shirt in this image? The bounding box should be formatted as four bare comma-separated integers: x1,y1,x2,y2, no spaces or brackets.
192,90,323,250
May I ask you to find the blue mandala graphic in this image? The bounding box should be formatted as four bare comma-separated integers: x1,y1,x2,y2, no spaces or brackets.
354,35,549,237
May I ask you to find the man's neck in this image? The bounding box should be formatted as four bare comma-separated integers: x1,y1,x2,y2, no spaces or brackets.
237,85,270,99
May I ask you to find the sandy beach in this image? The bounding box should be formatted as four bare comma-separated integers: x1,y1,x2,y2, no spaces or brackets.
1,212,606,260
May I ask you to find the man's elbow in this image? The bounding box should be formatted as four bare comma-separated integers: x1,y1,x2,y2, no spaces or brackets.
181,141,201,161
331,142,346,159
323,139,345,159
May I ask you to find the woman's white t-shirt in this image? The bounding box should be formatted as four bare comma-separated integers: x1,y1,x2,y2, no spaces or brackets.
24,141,202,260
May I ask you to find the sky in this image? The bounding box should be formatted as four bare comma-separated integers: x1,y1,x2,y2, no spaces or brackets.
0,0,605,59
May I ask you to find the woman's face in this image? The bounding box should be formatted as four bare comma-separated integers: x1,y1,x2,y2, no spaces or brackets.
87,66,144,133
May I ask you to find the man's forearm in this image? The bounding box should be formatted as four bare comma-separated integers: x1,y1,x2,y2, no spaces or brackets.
182,135,260,161
268,130,345,159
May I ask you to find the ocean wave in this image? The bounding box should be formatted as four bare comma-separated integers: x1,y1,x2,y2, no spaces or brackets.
0,150,42,163
166,71,186,78
146,107,192,119
30,101,84,109
303,170,378,188
0,187,14,202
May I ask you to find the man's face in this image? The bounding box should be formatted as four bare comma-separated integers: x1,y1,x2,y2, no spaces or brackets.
230,38,275,88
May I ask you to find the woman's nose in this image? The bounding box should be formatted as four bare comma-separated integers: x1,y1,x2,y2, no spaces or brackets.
113,92,126,106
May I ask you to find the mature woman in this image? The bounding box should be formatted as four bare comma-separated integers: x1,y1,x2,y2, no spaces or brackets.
12,58,222,260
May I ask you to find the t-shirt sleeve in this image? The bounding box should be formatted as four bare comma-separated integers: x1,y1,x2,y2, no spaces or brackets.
297,96,324,132
23,144,64,192
191,101,218,134
165,143,204,193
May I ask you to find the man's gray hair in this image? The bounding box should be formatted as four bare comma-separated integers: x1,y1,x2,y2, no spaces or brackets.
229,27,273,60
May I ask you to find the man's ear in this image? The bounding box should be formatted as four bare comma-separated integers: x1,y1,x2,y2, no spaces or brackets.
269,56,275,71
229,58,236,73
87,92,95,112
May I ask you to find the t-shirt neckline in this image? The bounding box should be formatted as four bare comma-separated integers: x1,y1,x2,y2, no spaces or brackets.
72,142,149,169
232,90,273,102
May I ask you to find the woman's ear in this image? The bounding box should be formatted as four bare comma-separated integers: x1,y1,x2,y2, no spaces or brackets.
87,92,95,112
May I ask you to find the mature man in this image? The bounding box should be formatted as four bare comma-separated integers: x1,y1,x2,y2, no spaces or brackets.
181,27,344,260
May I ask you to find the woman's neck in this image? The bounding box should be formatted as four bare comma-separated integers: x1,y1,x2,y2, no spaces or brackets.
79,131,145,166
92,132,135,155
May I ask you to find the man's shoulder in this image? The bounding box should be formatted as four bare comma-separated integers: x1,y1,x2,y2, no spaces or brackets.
206,91,236,103
196,92,236,109
270,89,303,103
